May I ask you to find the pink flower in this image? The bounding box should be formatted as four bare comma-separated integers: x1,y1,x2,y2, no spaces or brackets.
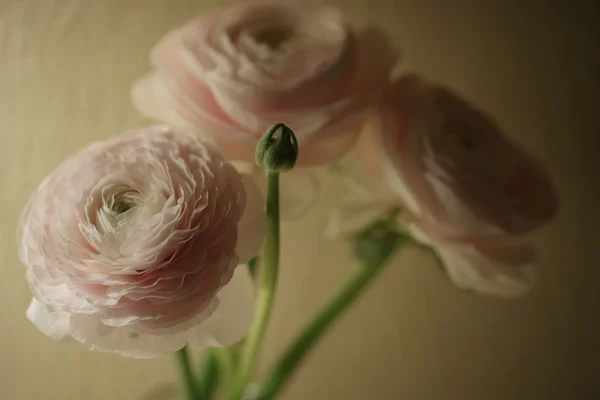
132,1,397,166
356,75,559,296
19,126,265,358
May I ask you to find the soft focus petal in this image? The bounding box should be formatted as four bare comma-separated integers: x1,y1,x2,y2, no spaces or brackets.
378,74,559,237
131,2,398,167
236,175,266,263
411,226,536,297
131,72,191,128
325,196,396,238
190,266,255,347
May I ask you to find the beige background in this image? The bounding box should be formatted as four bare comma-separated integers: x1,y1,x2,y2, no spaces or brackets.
1,1,598,399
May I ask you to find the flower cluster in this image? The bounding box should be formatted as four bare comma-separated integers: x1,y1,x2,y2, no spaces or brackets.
18,1,558,362
131,1,557,297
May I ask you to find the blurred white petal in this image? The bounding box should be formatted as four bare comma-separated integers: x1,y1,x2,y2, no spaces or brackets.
236,175,266,263
254,168,320,221
325,196,396,238
26,299,72,342
411,226,536,297
194,266,255,347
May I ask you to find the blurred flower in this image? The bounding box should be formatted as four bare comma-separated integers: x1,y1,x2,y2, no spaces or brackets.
336,75,559,297
19,126,265,358
132,1,398,166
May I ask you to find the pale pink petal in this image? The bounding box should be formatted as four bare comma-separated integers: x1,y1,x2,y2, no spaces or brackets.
278,169,320,220
295,117,363,166
374,74,559,239
132,2,398,167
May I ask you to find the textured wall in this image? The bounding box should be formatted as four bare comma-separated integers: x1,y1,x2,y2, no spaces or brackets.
0,1,598,399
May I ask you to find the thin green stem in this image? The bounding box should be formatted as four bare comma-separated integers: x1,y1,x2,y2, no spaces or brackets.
196,348,221,400
175,346,198,400
256,260,386,400
233,172,281,399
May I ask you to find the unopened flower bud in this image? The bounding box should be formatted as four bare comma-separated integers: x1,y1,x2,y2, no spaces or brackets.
255,123,298,173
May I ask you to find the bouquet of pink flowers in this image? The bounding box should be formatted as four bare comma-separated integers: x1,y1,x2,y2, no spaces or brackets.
18,2,558,399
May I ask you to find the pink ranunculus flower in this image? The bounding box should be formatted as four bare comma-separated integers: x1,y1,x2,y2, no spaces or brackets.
355,75,559,297
18,125,266,358
132,1,398,166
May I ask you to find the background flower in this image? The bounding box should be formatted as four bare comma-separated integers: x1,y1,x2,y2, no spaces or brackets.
19,125,265,358
345,75,559,297
132,1,398,166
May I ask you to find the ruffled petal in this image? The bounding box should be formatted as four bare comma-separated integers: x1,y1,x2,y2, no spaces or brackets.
68,314,191,358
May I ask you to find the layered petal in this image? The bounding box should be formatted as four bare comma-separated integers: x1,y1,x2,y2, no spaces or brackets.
132,2,398,166
376,75,559,239
19,126,265,357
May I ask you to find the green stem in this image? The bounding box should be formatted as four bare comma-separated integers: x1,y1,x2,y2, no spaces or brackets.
256,260,386,400
197,348,221,400
233,172,281,399
175,346,198,400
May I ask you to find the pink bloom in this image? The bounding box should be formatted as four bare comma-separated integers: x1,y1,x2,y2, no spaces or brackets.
132,1,397,166
19,126,265,358
357,75,559,296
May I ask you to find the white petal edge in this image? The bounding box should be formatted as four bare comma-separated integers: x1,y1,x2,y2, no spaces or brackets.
27,267,255,358
251,168,321,221
410,226,536,298
278,169,321,220
26,299,72,342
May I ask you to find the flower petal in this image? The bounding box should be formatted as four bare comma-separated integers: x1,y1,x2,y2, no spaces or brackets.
26,299,72,342
236,175,266,263
131,72,190,128
277,169,320,220
68,314,190,358
410,226,536,297
191,266,255,347
326,196,397,238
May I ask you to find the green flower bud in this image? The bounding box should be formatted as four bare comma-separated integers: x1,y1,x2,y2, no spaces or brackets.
255,123,298,173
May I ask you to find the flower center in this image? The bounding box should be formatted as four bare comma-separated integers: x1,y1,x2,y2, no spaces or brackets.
111,196,138,214
251,25,293,49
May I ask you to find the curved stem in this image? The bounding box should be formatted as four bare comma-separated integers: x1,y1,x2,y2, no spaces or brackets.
175,346,198,400
233,172,281,399
255,260,385,400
